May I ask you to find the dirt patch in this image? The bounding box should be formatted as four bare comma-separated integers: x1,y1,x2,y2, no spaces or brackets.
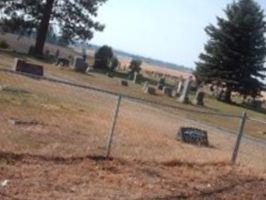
0,152,265,200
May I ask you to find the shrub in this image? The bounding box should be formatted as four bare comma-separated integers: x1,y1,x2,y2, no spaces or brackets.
0,40,9,49
93,45,114,70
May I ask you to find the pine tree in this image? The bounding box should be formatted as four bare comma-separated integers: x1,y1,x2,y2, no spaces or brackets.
0,0,107,56
195,0,266,102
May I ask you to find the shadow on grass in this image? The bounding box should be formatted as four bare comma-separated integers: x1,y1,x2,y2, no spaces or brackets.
0,151,109,165
0,150,230,168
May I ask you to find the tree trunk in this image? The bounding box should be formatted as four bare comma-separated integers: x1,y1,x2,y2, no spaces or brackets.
34,0,54,56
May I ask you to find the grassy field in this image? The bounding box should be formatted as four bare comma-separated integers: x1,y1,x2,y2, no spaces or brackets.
0,49,266,199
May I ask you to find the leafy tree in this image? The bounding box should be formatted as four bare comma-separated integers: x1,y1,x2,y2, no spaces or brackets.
110,56,120,72
93,45,114,69
0,0,107,56
129,59,142,74
195,0,266,102
128,59,142,80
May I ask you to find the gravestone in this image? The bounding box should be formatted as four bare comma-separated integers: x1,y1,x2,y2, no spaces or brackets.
157,77,165,90
128,70,134,80
157,84,163,90
244,98,263,110
178,78,191,103
177,81,183,95
193,89,205,106
72,56,88,72
120,80,128,87
176,127,209,146
163,86,173,97
171,88,178,97
143,81,149,91
144,86,156,95
133,72,140,84
253,100,262,110
13,58,44,76
56,57,70,67
85,66,93,74
13,58,25,69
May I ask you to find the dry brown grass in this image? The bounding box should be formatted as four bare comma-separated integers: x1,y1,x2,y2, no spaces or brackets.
119,57,193,79
0,72,265,172
0,48,266,199
0,153,265,200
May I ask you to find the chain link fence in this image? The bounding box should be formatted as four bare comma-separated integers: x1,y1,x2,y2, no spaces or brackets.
0,69,265,172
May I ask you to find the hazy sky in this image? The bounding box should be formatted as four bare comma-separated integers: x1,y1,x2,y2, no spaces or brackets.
91,0,266,69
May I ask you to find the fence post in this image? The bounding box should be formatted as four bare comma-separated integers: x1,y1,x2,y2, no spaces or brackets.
106,95,122,159
231,111,247,165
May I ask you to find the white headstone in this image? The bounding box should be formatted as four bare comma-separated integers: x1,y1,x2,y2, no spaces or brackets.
177,81,183,95
179,78,192,103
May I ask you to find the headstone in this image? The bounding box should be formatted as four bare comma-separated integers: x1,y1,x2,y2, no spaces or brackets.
177,81,183,95
144,86,156,95
133,72,140,84
128,70,134,80
85,66,93,74
13,58,44,76
72,56,88,72
157,77,165,90
176,127,209,146
193,89,205,106
13,58,25,70
143,81,149,91
163,86,173,97
178,78,192,104
120,80,128,87
171,88,178,97
56,57,70,67
8,118,39,126
253,100,262,110
244,98,263,110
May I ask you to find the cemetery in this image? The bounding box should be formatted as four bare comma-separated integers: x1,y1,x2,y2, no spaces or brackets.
0,0,266,199
0,37,266,200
